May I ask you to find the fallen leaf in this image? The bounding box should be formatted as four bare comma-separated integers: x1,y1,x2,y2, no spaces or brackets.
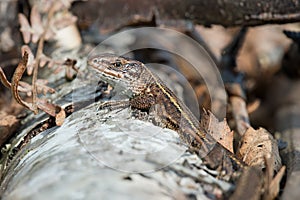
237,127,282,172
18,81,33,96
11,51,33,111
18,13,31,44
21,45,35,75
30,5,44,43
53,12,77,29
36,99,56,117
36,79,55,94
200,110,234,153
55,107,66,126
39,54,52,67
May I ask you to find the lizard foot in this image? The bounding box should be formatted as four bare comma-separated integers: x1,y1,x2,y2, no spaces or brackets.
97,100,130,111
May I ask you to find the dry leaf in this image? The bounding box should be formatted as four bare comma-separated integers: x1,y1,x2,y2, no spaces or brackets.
47,60,56,69
200,110,234,153
53,0,73,11
37,0,54,13
21,45,35,75
63,58,78,80
30,5,44,43
53,12,77,29
55,108,66,126
36,99,56,117
34,99,66,127
237,127,282,172
53,64,64,74
36,99,66,126
18,81,33,96
44,26,56,40
11,52,33,110
18,80,55,95
18,13,31,44
39,54,52,67
36,79,55,94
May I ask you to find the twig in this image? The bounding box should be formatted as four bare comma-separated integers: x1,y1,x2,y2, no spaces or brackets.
10,52,33,110
31,5,56,114
220,27,250,136
230,96,250,136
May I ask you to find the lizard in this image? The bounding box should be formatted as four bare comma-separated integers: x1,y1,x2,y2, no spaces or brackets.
87,54,246,177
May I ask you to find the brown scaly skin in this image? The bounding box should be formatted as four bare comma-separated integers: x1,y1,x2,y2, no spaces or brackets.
88,54,246,177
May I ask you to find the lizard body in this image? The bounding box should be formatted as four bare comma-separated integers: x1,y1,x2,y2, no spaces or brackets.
87,54,246,174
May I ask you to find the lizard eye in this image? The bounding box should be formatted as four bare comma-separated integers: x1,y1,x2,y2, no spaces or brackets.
115,60,122,67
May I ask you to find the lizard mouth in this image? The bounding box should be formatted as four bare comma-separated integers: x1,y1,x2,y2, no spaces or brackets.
88,60,123,79
101,69,122,79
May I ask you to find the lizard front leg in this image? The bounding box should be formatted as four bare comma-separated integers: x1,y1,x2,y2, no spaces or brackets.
98,99,130,111
129,94,156,111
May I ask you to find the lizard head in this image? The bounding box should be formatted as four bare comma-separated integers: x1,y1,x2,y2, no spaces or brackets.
88,54,150,96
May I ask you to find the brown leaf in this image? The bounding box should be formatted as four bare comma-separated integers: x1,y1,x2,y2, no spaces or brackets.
30,5,44,43
64,58,78,80
36,79,55,94
53,0,73,11
200,110,234,153
61,0,74,8
237,127,282,172
11,52,34,111
18,13,31,44
21,45,35,75
53,13,77,29
1,64,36,96
39,54,52,67
36,99,56,117
18,80,55,96
55,107,66,126
18,81,33,96
44,27,56,40
37,0,54,13
53,64,64,74
39,58,48,68
47,60,56,69
36,99,65,126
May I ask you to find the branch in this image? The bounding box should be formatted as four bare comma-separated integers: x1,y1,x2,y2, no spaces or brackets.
84,0,300,32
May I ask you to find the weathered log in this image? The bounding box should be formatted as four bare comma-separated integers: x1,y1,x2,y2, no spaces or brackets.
0,54,233,199
72,0,300,33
